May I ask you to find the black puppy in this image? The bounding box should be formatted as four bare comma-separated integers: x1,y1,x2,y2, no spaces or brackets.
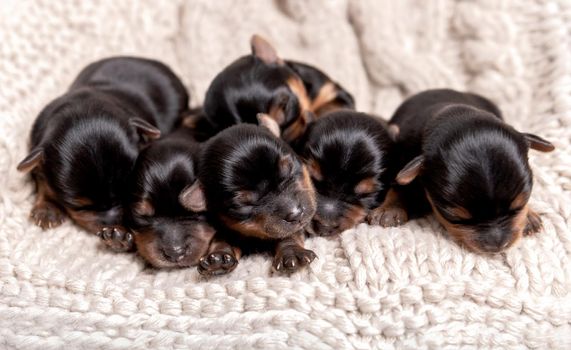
203,35,354,143
17,57,189,247
187,116,317,276
125,127,216,268
390,89,554,253
301,111,403,236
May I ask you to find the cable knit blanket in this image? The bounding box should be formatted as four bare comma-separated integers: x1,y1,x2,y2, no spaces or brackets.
1,1,570,349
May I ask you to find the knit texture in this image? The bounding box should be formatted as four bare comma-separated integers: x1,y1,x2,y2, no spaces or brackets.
1,1,570,349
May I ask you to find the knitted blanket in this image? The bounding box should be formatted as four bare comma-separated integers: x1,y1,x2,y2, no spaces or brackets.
1,1,570,349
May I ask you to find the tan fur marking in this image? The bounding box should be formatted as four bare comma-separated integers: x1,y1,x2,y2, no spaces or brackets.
354,177,378,195
310,82,338,113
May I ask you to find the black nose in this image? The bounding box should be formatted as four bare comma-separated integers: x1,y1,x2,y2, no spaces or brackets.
482,230,510,251
163,245,187,262
312,218,339,237
284,205,304,223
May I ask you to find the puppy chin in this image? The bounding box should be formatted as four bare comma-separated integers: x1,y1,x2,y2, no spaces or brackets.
136,241,204,269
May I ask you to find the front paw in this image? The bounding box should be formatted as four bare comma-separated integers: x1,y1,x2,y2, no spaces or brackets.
367,205,408,227
524,210,543,236
98,227,134,252
273,246,317,274
198,251,238,276
30,201,66,230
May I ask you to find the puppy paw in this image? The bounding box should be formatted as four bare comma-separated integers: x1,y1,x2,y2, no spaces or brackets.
524,210,543,236
98,227,134,252
367,206,408,227
198,251,238,276
30,202,66,230
273,246,316,274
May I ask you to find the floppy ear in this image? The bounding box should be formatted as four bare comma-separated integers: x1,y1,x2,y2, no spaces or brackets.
523,133,555,152
387,124,400,142
278,154,295,178
396,155,425,185
306,158,323,181
250,34,283,65
179,181,207,212
129,118,161,140
257,113,281,138
17,147,44,172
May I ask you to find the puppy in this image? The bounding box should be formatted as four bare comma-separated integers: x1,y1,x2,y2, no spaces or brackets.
203,34,353,143
17,57,189,248
125,127,215,268
189,115,317,276
390,89,554,253
300,111,402,236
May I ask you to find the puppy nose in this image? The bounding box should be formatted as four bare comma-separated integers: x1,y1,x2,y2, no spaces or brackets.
284,205,304,223
482,230,509,251
312,218,339,236
163,246,186,262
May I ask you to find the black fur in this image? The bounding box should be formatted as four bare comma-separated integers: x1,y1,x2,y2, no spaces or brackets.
20,56,189,235
301,111,395,236
391,89,553,252
198,124,317,273
127,127,215,268
203,56,303,132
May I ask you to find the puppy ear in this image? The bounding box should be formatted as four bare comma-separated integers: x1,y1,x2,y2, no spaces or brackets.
17,147,44,172
396,155,424,185
257,113,281,138
278,154,295,178
523,133,555,152
179,181,206,212
129,118,161,140
306,158,323,181
387,124,400,142
251,34,283,65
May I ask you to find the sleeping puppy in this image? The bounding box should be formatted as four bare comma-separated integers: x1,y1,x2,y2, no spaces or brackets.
390,89,555,253
190,115,317,276
203,34,353,143
125,127,215,268
300,111,402,237
17,57,189,248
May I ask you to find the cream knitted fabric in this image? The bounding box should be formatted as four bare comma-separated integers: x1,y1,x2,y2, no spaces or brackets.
1,1,570,349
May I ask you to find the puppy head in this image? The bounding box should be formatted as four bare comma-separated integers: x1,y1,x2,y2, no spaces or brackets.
302,112,394,236
396,116,554,253
18,114,160,233
203,34,311,143
127,141,215,268
285,60,355,116
200,123,316,240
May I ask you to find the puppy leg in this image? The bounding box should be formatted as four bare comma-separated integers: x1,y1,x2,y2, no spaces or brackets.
30,173,66,230
198,238,241,276
524,208,543,236
273,232,317,274
367,188,408,227
98,227,135,252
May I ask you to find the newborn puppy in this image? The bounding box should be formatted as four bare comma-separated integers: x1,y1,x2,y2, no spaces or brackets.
301,111,401,236
126,127,215,268
17,57,189,245
191,116,317,276
203,34,353,143
391,89,554,253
